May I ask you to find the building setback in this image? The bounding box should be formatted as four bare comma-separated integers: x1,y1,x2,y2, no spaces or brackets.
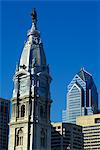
76,114,100,150
51,122,83,150
62,68,98,124
0,98,10,150
8,9,52,150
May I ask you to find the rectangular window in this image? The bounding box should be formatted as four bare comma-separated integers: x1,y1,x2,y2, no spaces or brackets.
95,118,100,123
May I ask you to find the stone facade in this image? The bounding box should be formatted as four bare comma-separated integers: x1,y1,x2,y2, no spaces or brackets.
9,9,52,150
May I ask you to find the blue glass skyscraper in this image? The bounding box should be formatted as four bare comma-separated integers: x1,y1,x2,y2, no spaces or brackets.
62,68,98,124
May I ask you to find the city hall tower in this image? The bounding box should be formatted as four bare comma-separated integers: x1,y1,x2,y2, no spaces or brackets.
9,9,52,150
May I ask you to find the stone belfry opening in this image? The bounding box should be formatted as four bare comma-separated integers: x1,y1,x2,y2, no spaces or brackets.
9,9,52,150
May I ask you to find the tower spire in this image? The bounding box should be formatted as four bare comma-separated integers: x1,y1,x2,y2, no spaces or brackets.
9,9,52,150
19,9,46,72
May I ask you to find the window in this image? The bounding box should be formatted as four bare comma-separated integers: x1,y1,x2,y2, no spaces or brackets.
40,105,46,118
12,104,15,117
21,105,25,117
58,126,61,129
1,105,4,113
40,129,45,148
16,129,23,146
4,106,8,113
40,106,44,118
95,118,100,123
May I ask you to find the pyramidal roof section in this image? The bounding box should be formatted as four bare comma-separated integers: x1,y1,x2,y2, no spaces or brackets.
19,9,46,72
77,67,92,82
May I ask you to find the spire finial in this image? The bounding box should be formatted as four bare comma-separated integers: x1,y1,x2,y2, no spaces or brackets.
31,8,37,23
80,67,84,71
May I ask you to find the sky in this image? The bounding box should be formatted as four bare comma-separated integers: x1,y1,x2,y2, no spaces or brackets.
1,0,100,122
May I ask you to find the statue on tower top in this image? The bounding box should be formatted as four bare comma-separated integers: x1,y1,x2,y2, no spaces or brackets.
31,8,37,23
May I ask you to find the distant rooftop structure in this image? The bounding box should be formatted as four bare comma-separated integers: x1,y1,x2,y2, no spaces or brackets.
51,122,83,150
76,114,100,149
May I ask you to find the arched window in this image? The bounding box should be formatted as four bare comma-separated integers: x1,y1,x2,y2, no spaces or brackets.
21,105,25,117
16,129,23,146
40,128,45,147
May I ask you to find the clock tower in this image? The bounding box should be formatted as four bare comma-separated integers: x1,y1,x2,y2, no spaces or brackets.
9,9,52,150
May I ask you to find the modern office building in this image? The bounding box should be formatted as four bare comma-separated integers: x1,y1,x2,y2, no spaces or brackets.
51,122,83,150
76,114,100,150
0,98,10,150
62,68,98,124
9,9,52,150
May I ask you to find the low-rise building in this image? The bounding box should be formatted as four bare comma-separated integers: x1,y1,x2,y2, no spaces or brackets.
51,122,83,150
0,98,10,150
76,114,100,150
